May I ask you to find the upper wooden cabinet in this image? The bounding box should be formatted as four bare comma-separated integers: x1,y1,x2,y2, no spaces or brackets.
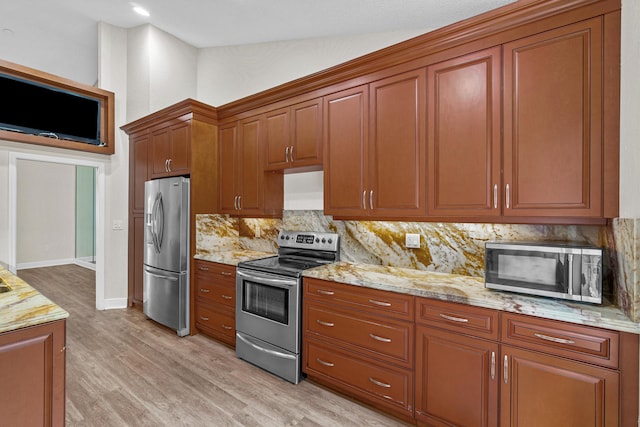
219,117,283,217
324,69,426,218
150,122,191,178
122,99,219,308
264,98,323,171
427,47,502,218
503,18,604,218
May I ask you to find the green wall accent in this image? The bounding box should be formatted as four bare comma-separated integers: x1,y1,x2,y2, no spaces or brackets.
76,166,96,260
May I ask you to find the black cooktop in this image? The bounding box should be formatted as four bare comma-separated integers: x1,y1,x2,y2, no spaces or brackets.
238,255,328,278
237,231,340,278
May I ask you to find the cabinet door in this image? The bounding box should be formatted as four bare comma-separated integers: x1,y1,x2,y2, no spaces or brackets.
369,69,426,217
264,107,290,170
237,116,263,215
167,121,191,176
427,48,501,217
290,98,323,167
501,345,619,427
503,18,603,217
129,133,149,213
415,326,499,427
0,320,66,427
324,85,369,216
218,122,238,214
150,127,171,178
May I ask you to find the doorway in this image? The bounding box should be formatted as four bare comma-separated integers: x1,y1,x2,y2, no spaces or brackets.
8,152,106,310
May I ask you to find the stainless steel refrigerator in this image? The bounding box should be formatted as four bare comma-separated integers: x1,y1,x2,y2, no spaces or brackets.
143,176,190,337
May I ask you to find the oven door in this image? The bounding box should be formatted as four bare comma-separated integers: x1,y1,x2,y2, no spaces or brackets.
236,268,300,353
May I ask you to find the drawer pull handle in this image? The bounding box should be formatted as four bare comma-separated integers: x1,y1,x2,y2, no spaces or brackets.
534,333,575,345
316,320,335,327
200,316,209,321
199,267,209,271
369,377,391,388
369,299,392,307
439,313,469,323
221,295,233,300
221,324,233,330
221,271,232,277
317,289,335,296
369,333,391,343
199,288,210,293
316,358,335,367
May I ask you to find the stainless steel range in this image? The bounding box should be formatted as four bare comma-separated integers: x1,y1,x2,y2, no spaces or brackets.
235,230,340,384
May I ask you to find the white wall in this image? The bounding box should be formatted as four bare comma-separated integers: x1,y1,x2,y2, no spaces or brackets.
16,160,75,266
619,0,640,217
126,25,198,122
197,30,425,106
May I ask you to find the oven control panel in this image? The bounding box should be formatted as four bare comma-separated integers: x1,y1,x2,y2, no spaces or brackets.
278,231,340,252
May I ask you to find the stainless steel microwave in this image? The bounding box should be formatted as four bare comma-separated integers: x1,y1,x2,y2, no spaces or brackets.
485,241,603,304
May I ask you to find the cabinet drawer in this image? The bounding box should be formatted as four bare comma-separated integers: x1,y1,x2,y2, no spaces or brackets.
304,278,414,321
416,298,499,340
195,280,235,308
195,304,235,345
306,303,413,368
194,260,236,280
305,339,414,416
502,313,619,369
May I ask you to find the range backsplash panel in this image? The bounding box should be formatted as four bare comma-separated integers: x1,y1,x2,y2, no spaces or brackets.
196,211,639,322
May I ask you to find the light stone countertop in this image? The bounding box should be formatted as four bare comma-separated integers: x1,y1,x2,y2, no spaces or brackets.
302,261,640,335
0,267,69,334
194,250,276,266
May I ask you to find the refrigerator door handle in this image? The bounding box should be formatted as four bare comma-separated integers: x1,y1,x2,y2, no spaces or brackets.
151,193,161,253
143,267,179,281
156,193,165,251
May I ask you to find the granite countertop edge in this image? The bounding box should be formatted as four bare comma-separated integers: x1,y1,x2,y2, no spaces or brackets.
193,254,640,334
302,262,640,335
0,267,69,334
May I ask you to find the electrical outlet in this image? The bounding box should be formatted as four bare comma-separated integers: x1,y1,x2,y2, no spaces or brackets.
255,224,261,238
405,233,420,248
112,220,123,230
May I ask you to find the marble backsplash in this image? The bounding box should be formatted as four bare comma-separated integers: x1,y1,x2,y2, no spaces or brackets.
196,211,640,322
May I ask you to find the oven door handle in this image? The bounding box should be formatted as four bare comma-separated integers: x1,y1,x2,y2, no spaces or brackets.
236,269,298,288
236,333,297,360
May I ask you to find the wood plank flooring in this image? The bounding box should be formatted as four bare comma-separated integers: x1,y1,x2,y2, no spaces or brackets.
18,265,407,426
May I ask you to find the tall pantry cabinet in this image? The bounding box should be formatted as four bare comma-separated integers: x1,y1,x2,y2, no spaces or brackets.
122,100,218,323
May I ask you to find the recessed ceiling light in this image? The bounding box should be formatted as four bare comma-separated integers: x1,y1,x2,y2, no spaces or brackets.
133,6,150,17
2,28,14,37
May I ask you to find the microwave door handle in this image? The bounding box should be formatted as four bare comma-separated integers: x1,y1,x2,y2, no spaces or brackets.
567,253,574,296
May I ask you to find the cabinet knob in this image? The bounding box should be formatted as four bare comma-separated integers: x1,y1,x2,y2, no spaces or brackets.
221,295,233,300
199,288,210,293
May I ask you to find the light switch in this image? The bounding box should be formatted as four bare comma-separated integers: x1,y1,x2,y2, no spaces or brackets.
112,220,123,230
405,233,420,248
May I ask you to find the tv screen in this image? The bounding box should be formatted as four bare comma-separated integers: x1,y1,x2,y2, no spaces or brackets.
0,73,101,145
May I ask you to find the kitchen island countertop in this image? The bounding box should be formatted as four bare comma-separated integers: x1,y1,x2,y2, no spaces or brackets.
302,261,640,335
0,266,69,334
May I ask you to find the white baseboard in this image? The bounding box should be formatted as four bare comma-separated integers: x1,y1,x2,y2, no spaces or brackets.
17,258,76,270
74,258,96,271
102,298,128,310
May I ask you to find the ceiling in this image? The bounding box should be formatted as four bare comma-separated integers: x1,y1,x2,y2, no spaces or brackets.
0,0,516,85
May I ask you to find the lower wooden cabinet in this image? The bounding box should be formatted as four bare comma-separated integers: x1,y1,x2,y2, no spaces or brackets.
501,345,619,427
301,280,638,427
0,319,66,427
194,260,236,347
303,278,415,423
415,298,499,427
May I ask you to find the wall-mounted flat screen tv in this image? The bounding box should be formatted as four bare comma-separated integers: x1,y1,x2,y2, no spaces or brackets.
0,73,102,145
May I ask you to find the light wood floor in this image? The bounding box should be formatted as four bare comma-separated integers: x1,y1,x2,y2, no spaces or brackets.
18,265,407,427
